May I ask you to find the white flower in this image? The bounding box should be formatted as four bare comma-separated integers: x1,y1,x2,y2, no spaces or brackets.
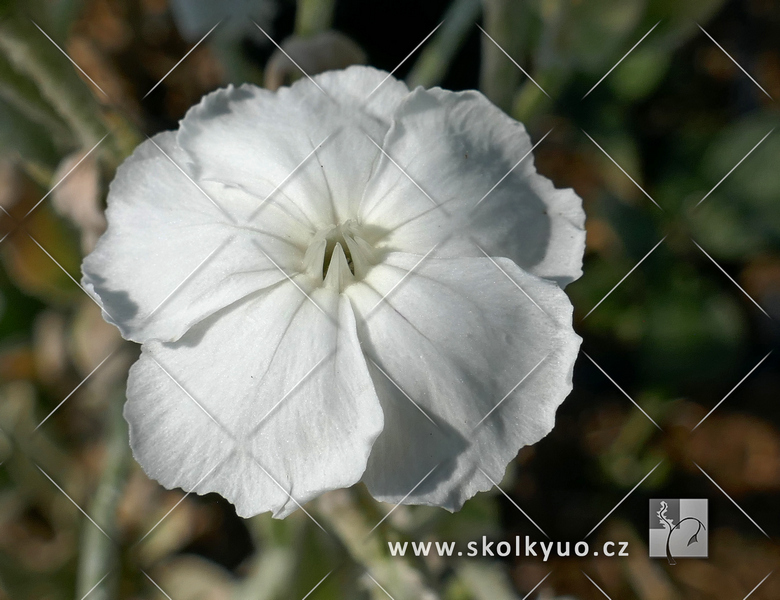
82,66,584,518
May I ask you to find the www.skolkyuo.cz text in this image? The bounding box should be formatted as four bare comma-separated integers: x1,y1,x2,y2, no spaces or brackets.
388,536,630,560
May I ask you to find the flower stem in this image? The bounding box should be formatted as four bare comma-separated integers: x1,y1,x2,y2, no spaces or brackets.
316,490,440,600
406,0,482,89
479,0,527,112
75,388,131,600
295,0,337,37
0,7,111,151
232,514,300,600
0,51,71,144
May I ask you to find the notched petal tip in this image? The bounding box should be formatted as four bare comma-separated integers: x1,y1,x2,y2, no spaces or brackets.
527,180,587,288
180,82,265,128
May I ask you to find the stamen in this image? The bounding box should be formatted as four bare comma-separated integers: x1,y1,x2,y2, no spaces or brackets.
304,221,376,288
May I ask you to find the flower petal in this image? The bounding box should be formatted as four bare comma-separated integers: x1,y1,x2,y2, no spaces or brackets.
81,132,305,343
125,278,384,518
344,253,580,510
177,66,408,225
360,88,585,286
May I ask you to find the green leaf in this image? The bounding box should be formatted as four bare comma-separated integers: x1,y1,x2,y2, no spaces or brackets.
609,44,671,100
0,97,59,165
0,6,110,149
0,52,71,144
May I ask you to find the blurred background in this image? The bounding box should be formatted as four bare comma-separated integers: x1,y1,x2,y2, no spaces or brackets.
1,0,779,598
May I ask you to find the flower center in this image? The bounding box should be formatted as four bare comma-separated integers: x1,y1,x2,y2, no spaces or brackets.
302,220,375,290
323,229,355,279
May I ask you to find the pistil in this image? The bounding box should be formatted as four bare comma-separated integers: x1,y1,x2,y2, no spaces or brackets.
303,220,374,289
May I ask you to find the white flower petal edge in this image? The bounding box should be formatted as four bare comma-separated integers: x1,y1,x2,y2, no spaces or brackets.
345,254,580,510
176,68,408,223
81,131,301,343
360,87,585,286
126,279,384,518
